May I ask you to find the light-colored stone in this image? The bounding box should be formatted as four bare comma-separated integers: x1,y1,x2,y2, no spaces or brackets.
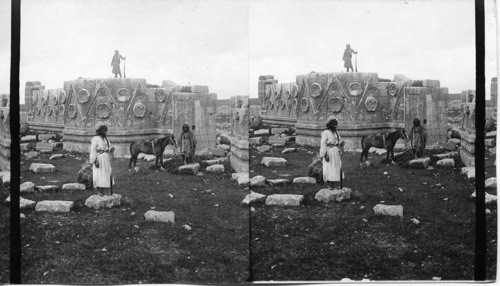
178,163,200,175
5,195,37,209
369,147,378,154
62,183,86,191
204,158,227,166
20,143,30,151
436,158,455,167
206,164,225,173
254,129,270,136
486,177,497,189
256,145,271,152
261,157,287,167
35,200,73,212
434,153,451,160
232,172,246,180
315,188,352,203
35,142,54,152
144,154,156,162
271,127,288,135
20,182,35,193
36,185,59,192
485,139,495,148
212,148,226,157
442,142,457,151
1,171,10,185
21,135,36,142
292,177,316,184
375,149,387,156
29,163,56,174
408,157,431,169
250,175,266,187
144,210,175,223
85,194,122,209
282,148,296,154
268,137,286,146
471,191,497,204
461,167,475,179
49,154,64,160
24,151,38,159
242,191,267,205
38,133,56,141
249,137,263,145
373,204,403,218
265,194,304,206
237,174,250,186
267,179,289,185
486,131,497,138
137,153,146,160
218,144,231,151
448,138,461,145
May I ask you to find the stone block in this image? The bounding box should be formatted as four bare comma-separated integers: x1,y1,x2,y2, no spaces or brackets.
85,194,122,209
422,79,440,88
191,85,209,93
144,210,175,223
24,151,38,159
29,163,56,174
62,183,86,191
21,135,36,142
250,175,266,187
5,195,37,209
460,150,475,167
436,158,455,167
35,142,54,152
242,191,267,205
393,74,411,82
461,167,475,179
232,173,246,180
38,133,57,141
49,154,64,160
408,157,431,169
271,128,288,135
373,204,403,218
293,177,316,184
434,153,451,160
268,137,287,146
212,148,226,157
261,157,287,167
20,182,35,193
375,149,387,156
486,131,497,138
144,154,156,162
256,145,271,152
35,200,74,212
254,129,270,136
237,174,250,186
265,194,304,206
1,172,10,185
137,153,146,160
249,137,263,145
178,163,201,175
442,142,457,151
450,128,461,139
448,138,461,145
35,185,59,192
315,187,352,203
20,143,30,151
218,144,231,151
206,164,225,173
218,133,231,145
203,158,227,166
485,139,495,148
486,177,496,189
282,148,296,154
267,179,289,185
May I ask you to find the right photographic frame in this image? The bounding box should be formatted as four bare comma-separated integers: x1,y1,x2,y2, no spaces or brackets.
247,0,497,281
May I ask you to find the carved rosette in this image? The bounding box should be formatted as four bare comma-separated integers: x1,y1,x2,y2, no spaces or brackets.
301,98,309,112
96,103,111,118
68,104,77,118
310,83,322,98
155,89,166,102
364,96,378,112
328,96,344,113
117,88,131,102
388,82,398,96
78,89,91,103
133,102,146,118
59,90,66,103
348,82,362,96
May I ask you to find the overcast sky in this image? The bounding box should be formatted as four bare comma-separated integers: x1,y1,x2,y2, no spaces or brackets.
0,0,497,101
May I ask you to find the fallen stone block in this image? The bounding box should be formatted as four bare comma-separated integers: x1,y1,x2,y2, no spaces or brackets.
49,154,64,160
375,149,387,156
85,194,122,209
471,191,497,204
24,151,39,159
448,138,461,145
62,183,86,191
218,144,231,151
408,157,431,169
206,164,225,173
436,158,455,167
254,129,270,136
178,163,201,175
485,139,495,148
218,133,231,145
486,177,496,189
144,154,156,162
5,195,37,209
21,135,37,142
271,127,288,135
293,177,316,184
249,137,263,145
256,145,271,152
35,185,59,192
369,147,378,154
282,148,296,154
442,142,457,151
434,153,451,160
315,188,352,203
261,157,287,167
486,131,497,138
461,167,475,179
232,172,246,181
35,142,54,152
38,133,57,141
137,153,146,160
237,174,250,186
242,191,267,205
267,179,289,185
20,143,30,151
250,175,266,187
203,158,227,166
1,171,10,185
20,182,35,193
212,148,226,157
268,137,287,146
35,200,73,212
29,163,56,174
144,210,175,223
265,194,304,206
373,204,403,218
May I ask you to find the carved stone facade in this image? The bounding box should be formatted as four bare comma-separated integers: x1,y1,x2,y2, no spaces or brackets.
258,72,448,149
26,78,217,156
459,89,476,167
229,96,249,173
0,106,10,171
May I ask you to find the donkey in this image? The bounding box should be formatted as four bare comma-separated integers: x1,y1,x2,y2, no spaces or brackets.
129,135,178,171
360,129,409,164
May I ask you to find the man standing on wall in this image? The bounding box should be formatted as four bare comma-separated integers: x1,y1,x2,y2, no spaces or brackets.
111,50,126,78
342,44,358,72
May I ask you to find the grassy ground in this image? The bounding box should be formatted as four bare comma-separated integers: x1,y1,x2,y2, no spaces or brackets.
8,146,249,283
0,187,9,283
249,142,496,281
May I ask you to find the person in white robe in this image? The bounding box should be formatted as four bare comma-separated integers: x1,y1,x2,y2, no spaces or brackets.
90,124,115,195
319,118,344,189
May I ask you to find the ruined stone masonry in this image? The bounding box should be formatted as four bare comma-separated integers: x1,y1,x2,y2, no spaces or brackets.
0,94,10,170
229,96,249,173
25,79,217,156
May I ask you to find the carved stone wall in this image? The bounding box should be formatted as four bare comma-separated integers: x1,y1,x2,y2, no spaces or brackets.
0,106,10,171
26,79,217,156
460,89,476,166
229,96,249,173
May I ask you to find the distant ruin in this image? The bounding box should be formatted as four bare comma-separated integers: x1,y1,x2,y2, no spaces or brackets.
25,78,217,156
